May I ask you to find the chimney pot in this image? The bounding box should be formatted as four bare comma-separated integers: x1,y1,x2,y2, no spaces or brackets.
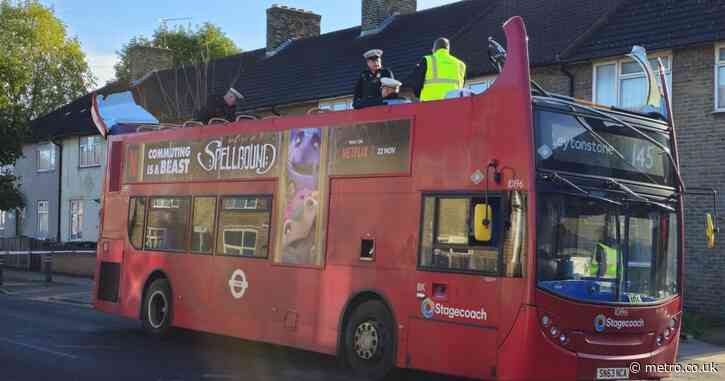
266,4,321,53
361,0,417,34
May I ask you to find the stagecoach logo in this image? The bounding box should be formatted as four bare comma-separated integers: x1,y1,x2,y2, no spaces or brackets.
197,139,277,175
228,269,249,299
594,314,607,332
594,313,645,332
421,298,435,319
420,298,487,321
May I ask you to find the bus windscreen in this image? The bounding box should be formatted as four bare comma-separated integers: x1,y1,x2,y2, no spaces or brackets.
535,110,673,186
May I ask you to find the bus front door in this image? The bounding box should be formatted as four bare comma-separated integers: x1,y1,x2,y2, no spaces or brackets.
406,271,499,379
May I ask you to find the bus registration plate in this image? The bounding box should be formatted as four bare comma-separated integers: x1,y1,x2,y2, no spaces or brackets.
596,367,629,380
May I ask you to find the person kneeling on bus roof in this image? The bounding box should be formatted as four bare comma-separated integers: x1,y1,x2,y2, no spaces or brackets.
380,78,411,105
193,87,244,123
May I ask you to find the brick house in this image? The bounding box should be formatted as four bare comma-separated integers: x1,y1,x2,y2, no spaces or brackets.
14,0,725,317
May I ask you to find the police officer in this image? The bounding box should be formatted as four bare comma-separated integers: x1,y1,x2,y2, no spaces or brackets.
353,49,395,109
194,87,244,123
380,78,411,105
412,37,466,101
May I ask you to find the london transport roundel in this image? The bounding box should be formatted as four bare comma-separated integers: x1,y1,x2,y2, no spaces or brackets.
228,269,249,299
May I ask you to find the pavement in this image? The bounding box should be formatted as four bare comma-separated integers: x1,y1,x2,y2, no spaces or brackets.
0,269,722,381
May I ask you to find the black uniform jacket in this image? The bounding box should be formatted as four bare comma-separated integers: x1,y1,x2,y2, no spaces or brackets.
353,68,394,109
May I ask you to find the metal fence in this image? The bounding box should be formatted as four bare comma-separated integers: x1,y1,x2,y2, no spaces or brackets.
0,237,96,271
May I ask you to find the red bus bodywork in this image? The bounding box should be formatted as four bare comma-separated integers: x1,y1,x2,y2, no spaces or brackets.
94,17,682,380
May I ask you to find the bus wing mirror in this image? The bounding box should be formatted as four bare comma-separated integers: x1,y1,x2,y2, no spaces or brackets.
474,203,493,242
706,213,716,249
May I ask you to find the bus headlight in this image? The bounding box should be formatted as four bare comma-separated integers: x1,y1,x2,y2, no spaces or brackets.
656,335,663,346
549,326,560,337
559,333,569,345
541,315,551,327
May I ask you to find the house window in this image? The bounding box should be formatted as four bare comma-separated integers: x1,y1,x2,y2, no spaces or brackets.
0,210,6,230
594,55,672,109
319,98,352,112
37,200,49,238
37,145,55,172
467,76,497,94
716,43,725,111
70,200,83,240
79,136,101,167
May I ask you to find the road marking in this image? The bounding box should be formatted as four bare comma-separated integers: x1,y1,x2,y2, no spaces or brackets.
202,375,235,379
55,345,120,350
0,337,79,359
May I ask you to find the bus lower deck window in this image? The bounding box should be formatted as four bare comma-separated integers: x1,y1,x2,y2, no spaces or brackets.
217,196,272,258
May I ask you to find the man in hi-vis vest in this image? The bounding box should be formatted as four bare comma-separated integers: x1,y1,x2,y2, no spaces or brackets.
413,37,466,101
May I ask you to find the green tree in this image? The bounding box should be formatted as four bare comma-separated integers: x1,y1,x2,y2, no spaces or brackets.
0,0,95,212
114,22,241,83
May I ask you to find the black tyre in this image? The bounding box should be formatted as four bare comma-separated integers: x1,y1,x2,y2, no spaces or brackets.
344,300,396,381
141,279,173,338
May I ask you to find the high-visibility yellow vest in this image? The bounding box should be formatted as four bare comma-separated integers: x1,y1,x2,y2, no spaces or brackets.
589,242,618,278
420,49,466,102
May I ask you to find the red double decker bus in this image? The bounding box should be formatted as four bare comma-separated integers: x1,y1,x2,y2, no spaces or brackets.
95,17,699,380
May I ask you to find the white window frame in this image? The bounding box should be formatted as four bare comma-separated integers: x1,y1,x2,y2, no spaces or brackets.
145,227,168,250
36,144,55,172
70,200,84,241
466,75,497,94
716,42,725,112
319,97,353,112
79,136,101,168
593,52,672,108
37,200,49,238
223,227,258,256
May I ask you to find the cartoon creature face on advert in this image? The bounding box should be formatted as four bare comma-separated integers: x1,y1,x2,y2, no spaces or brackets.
281,128,322,265
288,129,321,190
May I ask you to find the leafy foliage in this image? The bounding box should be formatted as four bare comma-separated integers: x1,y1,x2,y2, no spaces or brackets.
114,23,241,83
0,0,95,211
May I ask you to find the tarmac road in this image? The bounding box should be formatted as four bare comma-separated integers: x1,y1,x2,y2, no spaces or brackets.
0,271,722,381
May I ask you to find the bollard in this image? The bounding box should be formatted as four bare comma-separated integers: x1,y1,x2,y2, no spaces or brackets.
44,253,53,283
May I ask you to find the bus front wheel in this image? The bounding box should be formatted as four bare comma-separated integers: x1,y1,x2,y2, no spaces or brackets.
141,279,173,338
344,300,395,380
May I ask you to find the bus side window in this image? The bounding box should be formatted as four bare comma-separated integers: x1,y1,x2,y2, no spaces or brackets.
144,197,191,252
217,196,272,258
191,197,217,254
128,197,146,249
418,194,500,274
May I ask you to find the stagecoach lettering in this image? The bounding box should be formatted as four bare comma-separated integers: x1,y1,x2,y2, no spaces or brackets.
197,139,277,175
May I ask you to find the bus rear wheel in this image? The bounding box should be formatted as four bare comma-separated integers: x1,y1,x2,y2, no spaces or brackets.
344,300,395,380
141,279,173,338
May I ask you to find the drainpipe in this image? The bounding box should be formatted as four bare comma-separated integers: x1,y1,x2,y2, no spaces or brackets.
560,64,575,97
51,138,63,244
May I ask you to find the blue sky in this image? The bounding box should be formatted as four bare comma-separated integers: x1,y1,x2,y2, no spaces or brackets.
43,0,459,86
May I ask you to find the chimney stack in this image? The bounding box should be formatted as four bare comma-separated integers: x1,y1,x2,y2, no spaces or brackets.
266,5,321,54
128,46,174,82
361,0,417,34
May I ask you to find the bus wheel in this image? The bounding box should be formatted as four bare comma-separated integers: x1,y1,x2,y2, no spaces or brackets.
141,279,173,338
344,300,395,380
